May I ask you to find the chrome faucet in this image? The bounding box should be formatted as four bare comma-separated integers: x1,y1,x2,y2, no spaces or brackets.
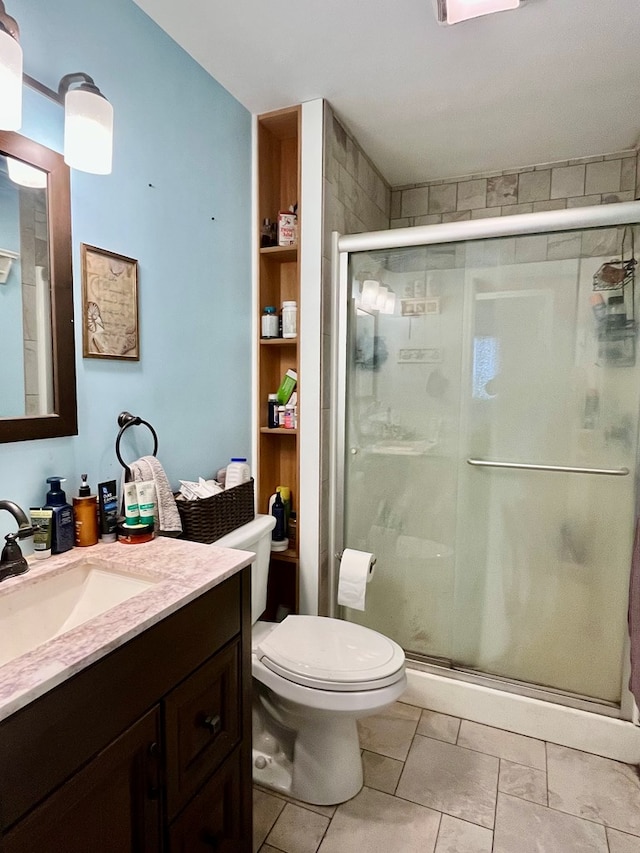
0,500,35,582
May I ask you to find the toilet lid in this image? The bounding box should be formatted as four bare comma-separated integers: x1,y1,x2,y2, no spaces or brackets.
256,616,405,691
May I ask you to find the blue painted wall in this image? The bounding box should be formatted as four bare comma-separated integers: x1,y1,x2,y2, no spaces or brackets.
0,0,252,543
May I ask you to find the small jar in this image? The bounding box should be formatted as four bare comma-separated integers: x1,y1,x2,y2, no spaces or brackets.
261,306,279,338
284,405,294,429
277,405,286,427
268,393,279,429
282,301,297,339
260,218,274,248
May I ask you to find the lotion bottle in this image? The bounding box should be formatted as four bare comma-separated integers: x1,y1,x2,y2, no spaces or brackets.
44,476,75,554
73,474,99,547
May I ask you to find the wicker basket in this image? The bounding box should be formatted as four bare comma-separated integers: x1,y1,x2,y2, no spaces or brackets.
177,478,255,544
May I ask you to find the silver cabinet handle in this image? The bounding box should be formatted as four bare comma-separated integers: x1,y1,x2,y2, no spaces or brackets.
467,458,629,476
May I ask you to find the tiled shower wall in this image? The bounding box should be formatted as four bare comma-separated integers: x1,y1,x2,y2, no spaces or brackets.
390,149,639,228
319,104,391,611
19,190,49,416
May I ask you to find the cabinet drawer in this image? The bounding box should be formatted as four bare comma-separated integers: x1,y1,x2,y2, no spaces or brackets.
169,749,243,853
165,640,240,818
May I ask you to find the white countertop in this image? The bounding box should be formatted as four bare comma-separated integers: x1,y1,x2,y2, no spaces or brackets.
0,537,253,722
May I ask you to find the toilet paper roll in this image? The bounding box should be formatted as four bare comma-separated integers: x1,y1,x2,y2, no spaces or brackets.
337,548,376,611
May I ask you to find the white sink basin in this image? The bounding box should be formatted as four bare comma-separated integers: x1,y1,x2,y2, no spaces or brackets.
0,560,157,668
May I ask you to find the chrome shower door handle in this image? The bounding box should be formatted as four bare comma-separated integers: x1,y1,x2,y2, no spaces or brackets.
466,458,629,476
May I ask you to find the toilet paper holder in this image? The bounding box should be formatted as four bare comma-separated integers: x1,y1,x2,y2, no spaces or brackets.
335,551,377,567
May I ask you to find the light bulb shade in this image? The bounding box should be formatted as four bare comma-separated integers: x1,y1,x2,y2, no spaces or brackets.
64,87,113,174
383,292,397,315
436,0,520,24
375,286,389,311
0,28,22,130
7,157,47,188
361,279,380,308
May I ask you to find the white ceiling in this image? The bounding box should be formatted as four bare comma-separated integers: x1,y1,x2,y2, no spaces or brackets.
133,0,640,187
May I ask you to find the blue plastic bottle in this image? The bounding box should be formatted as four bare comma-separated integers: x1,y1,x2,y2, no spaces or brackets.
44,476,75,554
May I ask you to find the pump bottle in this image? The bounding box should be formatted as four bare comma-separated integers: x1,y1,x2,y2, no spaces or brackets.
44,476,75,554
73,474,99,547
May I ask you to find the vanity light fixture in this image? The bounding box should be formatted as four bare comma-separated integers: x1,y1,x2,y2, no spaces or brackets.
0,2,113,174
0,1,22,130
59,73,113,175
434,0,520,25
6,157,47,188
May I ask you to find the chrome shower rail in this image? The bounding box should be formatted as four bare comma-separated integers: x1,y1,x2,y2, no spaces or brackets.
467,458,629,476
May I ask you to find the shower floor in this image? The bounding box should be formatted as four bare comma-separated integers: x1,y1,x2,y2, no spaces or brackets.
253,700,640,852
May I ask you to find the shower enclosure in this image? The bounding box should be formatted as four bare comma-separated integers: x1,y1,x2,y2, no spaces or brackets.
331,203,640,718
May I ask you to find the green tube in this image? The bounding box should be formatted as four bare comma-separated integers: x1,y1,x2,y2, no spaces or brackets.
30,508,53,560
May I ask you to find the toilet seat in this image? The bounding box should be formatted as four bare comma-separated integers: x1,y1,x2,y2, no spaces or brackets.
255,615,405,692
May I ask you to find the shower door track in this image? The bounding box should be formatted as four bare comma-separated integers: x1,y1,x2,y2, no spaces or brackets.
406,654,621,718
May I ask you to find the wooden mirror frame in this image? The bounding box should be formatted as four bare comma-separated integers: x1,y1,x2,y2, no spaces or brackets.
0,131,77,442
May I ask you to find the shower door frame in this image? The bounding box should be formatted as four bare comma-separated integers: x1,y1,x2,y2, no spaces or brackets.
329,201,640,721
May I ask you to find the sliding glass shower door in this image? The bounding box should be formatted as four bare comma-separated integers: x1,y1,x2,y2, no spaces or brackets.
340,218,640,705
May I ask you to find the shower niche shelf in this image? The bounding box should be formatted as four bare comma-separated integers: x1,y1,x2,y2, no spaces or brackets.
256,105,301,620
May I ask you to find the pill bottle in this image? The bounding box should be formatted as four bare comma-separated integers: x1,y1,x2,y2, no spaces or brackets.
261,306,279,338
268,393,279,429
282,301,297,339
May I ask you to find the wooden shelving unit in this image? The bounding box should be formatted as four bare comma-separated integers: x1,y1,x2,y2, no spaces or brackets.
257,105,301,619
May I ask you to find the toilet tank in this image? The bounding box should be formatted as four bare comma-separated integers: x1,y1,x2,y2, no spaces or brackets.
214,514,275,624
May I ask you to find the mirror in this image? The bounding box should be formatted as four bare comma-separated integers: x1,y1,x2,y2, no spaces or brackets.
0,131,77,442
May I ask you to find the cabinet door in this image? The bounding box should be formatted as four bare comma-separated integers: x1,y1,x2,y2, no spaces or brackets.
168,749,245,853
165,641,240,818
3,707,162,853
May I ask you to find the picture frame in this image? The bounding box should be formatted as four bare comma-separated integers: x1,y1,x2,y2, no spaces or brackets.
81,244,139,360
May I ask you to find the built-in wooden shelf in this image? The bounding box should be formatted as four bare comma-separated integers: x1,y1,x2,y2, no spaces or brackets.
260,246,297,262
270,548,298,563
258,104,301,618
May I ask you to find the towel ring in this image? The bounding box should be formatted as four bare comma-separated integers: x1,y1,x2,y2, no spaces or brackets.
115,411,159,480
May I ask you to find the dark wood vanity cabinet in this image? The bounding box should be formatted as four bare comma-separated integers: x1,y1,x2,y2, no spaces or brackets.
0,568,252,852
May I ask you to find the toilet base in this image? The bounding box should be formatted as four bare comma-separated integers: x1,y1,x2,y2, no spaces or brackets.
252,714,363,805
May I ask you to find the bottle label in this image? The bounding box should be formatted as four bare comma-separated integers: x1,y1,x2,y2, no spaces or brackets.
261,313,279,337
277,212,297,246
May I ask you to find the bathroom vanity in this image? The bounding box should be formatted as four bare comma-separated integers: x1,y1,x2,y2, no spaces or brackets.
0,538,254,851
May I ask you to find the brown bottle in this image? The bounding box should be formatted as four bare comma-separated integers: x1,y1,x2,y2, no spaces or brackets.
73,474,99,547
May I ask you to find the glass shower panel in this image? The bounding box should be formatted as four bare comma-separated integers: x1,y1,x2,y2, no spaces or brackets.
455,230,640,703
341,222,640,705
343,245,466,659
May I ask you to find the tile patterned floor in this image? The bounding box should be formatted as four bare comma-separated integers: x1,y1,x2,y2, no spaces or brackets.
253,701,640,853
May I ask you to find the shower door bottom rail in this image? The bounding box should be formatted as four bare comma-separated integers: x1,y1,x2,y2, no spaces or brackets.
406,653,622,718
467,458,629,477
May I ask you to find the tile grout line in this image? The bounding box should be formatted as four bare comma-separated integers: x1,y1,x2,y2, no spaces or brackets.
314,805,333,853
431,810,444,853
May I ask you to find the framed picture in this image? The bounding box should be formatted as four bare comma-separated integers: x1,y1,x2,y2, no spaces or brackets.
81,244,139,360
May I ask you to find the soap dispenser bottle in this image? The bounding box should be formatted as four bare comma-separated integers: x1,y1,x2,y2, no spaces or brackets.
73,474,99,547
44,476,75,554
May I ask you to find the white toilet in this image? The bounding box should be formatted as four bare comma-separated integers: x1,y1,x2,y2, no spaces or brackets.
215,514,406,805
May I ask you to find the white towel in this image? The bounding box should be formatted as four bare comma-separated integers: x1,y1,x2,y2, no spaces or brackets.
129,455,183,536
